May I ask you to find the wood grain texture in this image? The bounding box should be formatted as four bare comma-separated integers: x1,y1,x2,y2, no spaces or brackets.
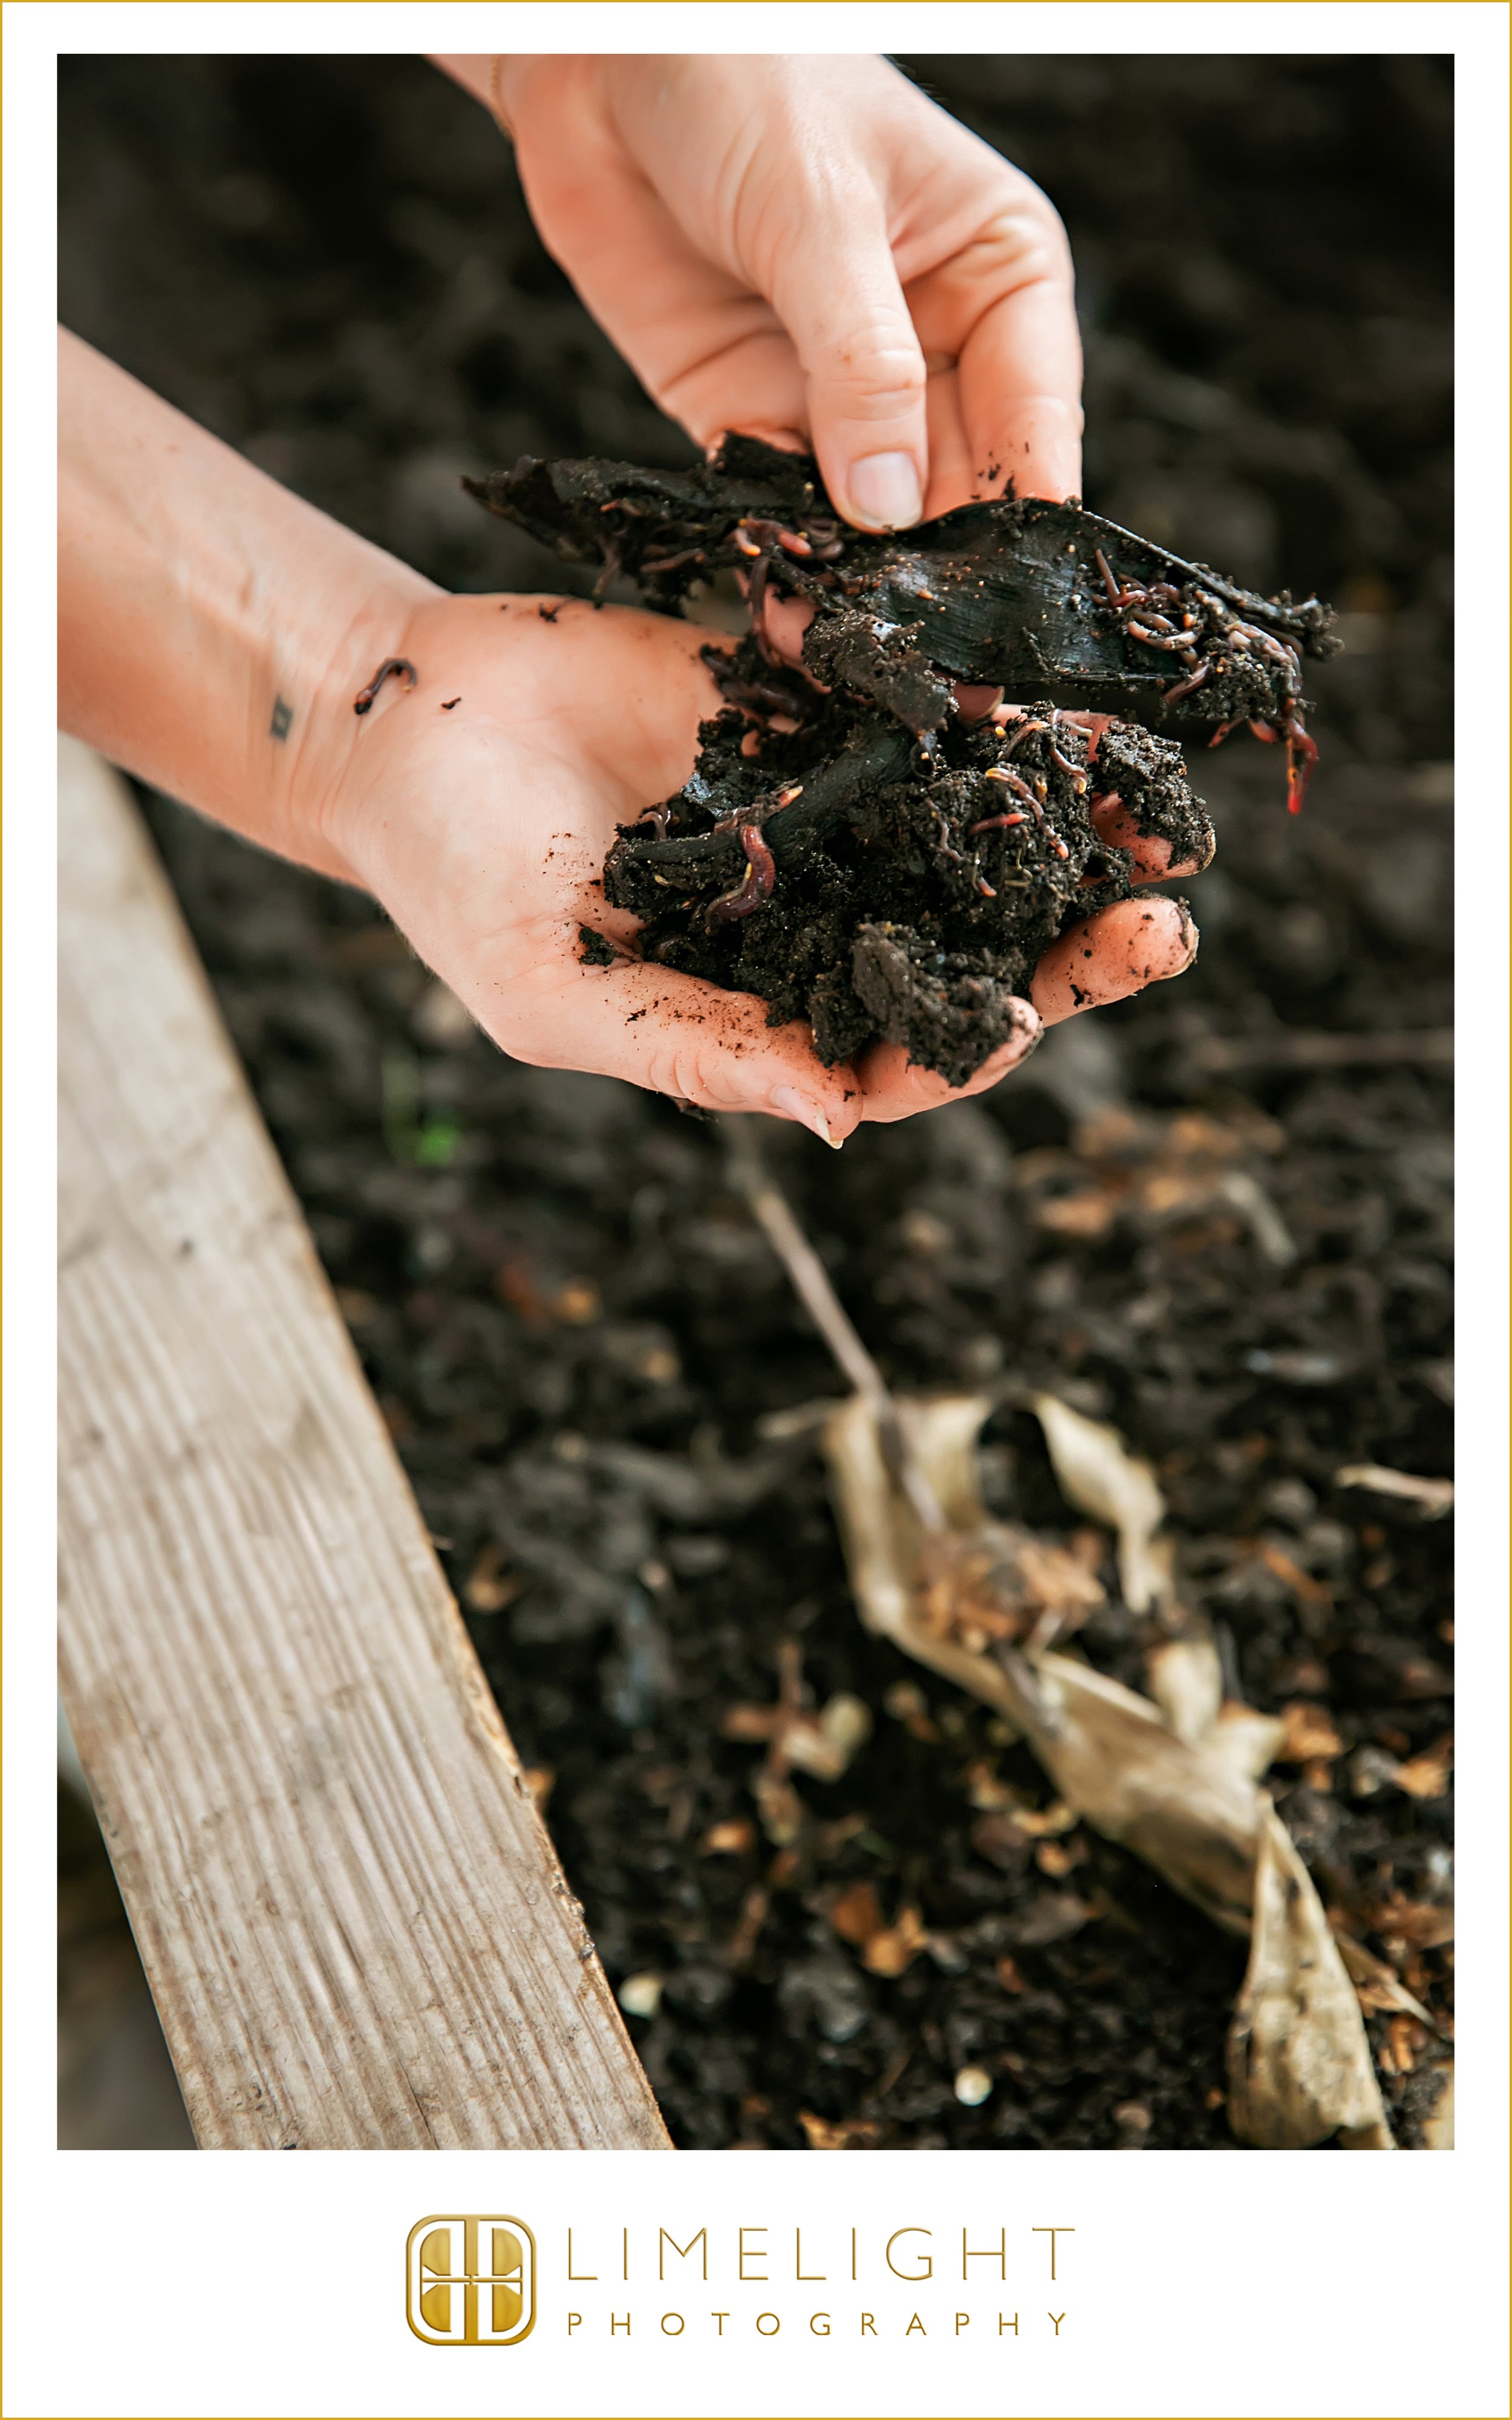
57,738,670,2150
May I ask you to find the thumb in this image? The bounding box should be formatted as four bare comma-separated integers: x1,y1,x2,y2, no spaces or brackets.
765,189,930,532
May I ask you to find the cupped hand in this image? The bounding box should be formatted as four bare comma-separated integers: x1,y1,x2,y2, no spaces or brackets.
448,53,1081,527
319,593,1197,1144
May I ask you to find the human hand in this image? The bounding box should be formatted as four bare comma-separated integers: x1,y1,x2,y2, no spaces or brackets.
59,339,1187,1148
435,53,1081,528
315,594,1196,1143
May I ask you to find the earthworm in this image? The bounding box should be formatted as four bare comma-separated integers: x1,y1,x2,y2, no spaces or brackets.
982,764,1070,858
1046,708,1086,781
931,807,965,863
1127,622,1201,653
1094,547,1146,609
746,553,778,662
705,823,777,924
1164,663,1210,704
999,718,1048,757
1231,619,1299,670
353,657,417,715
1282,715,1318,814
968,811,1028,835
983,764,1041,806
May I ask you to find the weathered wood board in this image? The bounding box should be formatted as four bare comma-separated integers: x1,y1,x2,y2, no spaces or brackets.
57,736,670,2149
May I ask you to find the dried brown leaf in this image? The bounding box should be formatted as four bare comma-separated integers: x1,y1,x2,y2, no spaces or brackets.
862,1905,929,1977
1277,1700,1346,1762
1145,1637,1223,1744
1393,1733,1453,1799
1031,1392,1168,1612
1333,1932,1441,2031
799,2110,884,2150
1227,1807,1393,2149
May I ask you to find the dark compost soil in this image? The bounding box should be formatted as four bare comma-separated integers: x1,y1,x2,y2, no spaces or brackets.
475,445,1322,1080
59,54,1453,2148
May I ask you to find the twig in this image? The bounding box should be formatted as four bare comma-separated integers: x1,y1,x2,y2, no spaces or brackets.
723,1120,947,1534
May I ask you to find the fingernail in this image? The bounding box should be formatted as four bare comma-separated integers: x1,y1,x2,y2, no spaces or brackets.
846,451,924,532
771,1085,841,1147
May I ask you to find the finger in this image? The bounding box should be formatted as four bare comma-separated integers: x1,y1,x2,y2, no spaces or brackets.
466,930,862,1144
758,590,816,667
853,999,1043,1123
1031,897,1198,1025
920,358,975,520
954,213,1083,503
1089,791,1215,881
763,187,930,532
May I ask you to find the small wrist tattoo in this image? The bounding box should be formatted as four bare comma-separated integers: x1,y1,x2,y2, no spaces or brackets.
270,696,293,741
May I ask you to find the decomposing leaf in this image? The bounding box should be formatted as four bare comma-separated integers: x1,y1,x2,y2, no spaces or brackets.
915,1517,1103,1655
1227,1806,1393,2149
1381,2012,1430,2075
1364,1892,1455,1952
799,2110,883,2150
862,1904,930,1977
1030,1390,1168,1612
735,1136,1396,2148
1347,1732,1453,1802
824,1391,1275,1932
784,1693,873,1780
1393,1733,1453,1799
1145,1636,1224,1744
724,1638,873,1843
1333,1932,1441,2031
1277,1700,1346,1762
1257,1537,1334,1607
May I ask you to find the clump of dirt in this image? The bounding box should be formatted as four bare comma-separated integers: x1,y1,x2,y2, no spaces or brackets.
466,438,1337,745
603,655,1210,1081
471,437,1330,1079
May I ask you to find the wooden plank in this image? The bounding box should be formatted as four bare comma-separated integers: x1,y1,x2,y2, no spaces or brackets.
57,737,670,2150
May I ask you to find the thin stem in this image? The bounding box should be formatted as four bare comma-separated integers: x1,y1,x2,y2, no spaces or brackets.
724,1120,947,1532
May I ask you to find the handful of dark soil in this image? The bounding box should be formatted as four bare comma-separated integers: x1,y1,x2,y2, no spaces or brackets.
468,439,1338,1085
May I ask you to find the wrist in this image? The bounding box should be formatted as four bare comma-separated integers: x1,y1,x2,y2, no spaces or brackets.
263,573,434,887
59,330,439,889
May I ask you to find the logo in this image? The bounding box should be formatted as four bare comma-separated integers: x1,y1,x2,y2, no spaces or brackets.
406,2216,536,2347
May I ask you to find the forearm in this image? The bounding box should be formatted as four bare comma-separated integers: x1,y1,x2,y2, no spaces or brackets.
58,329,438,880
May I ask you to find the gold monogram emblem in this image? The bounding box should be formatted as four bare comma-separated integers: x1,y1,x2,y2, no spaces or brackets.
406,2216,536,2346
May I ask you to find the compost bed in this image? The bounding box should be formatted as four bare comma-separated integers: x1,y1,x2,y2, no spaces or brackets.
60,54,1453,2148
